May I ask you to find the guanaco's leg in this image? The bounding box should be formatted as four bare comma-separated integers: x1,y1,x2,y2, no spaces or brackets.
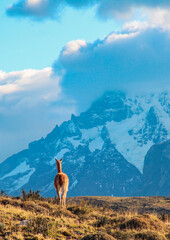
62,189,67,207
56,188,61,205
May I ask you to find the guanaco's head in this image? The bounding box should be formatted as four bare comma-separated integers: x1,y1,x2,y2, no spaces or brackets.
55,158,63,173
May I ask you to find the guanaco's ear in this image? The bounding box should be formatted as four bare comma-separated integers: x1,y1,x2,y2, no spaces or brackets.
55,157,58,162
60,158,63,162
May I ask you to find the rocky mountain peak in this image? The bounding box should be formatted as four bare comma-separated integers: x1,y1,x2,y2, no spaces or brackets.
0,90,169,197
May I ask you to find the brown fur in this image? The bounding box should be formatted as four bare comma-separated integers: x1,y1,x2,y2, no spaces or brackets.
54,173,68,188
59,174,64,186
54,158,69,207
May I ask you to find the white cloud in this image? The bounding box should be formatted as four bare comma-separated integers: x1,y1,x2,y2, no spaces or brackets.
123,21,149,32
0,68,62,105
105,32,138,44
0,68,58,99
146,8,170,30
96,1,170,19
6,0,170,29
53,29,170,112
6,0,62,19
122,7,170,33
0,67,76,162
62,40,87,56
27,0,42,6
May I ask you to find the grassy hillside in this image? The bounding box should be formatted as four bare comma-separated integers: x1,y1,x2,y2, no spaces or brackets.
0,192,169,240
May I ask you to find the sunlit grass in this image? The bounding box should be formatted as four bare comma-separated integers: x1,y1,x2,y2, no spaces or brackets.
0,194,169,239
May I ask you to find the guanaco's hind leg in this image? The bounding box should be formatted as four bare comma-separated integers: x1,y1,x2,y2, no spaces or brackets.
56,188,61,205
61,193,66,207
61,187,68,207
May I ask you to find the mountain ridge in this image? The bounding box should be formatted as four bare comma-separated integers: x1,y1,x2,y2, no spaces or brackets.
0,90,169,197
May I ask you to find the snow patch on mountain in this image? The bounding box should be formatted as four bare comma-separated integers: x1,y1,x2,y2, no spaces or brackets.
81,126,102,141
105,92,170,172
48,148,70,165
67,121,77,133
56,148,69,160
0,161,33,180
70,179,78,190
12,168,35,192
41,181,54,194
77,156,86,165
89,136,104,152
67,137,83,148
106,117,153,172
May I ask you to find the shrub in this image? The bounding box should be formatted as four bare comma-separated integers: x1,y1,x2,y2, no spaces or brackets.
81,233,116,240
95,216,109,227
62,230,73,237
0,222,5,233
0,190,8,197
159,214,169,222
134,230,167,240
68,205,87,215
24,216,52,236
112,230,135,240
119,215,163,231
120,217,148,230
67,200,91,218
21,189,43,201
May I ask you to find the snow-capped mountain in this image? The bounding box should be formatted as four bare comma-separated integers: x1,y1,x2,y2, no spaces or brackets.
0,90,169,197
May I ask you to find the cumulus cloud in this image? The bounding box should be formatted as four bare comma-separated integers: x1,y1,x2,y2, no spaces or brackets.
53,29,170,111
0,67,76,162
6,0,98,20
6,0,170,23
96,0,170,19
123,8,170,32
0,68,58,98
146,8,170,30
6,0,62,19
62,40,87,56
122,21,149,32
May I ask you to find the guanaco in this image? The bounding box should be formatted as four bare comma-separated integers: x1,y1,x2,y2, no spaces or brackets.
54,158,69,206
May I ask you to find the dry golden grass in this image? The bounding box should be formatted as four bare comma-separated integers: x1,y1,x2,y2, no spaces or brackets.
0,195,169,240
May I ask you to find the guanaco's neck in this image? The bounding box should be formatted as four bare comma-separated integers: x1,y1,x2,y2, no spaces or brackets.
57,161,62,173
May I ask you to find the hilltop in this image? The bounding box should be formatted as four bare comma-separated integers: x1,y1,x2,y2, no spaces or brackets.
0,194,170,240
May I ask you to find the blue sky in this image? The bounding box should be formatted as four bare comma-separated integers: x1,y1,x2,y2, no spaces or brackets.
0,0,170,162
1,1,120,72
